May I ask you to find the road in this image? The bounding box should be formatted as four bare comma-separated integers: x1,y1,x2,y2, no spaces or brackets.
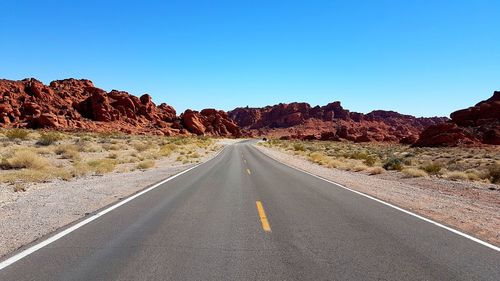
1,141,499,280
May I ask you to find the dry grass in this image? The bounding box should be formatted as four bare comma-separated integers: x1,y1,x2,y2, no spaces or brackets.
54,144,81,161
37,132,63,146
445,171,469,181
87,159,117,175
2,150,50,170
402,168,428,178
4,128,30,140
0,129,218,188
261,139,500,184
136,160,155,170
367,166,384,175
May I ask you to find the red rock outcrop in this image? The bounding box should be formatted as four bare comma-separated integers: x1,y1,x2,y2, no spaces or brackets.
414,92,500,146
0,78,239,137
181,109,241,137
229,102,447,143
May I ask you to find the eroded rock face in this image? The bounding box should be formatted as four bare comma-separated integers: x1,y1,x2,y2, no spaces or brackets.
0,78,239,137
181,109,241,137
229,102,447,143
414,92,500,146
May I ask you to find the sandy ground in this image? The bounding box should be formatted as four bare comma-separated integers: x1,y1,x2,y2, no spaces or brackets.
256,144,500,247
0,139,240,259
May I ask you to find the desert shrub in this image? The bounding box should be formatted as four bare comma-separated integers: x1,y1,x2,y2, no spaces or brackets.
367,166,384,175
36,147,53,155
37,132,62,146
5,129,30,140
325,159,346,169
293,143,306,151
103,144,121,151
383,158,404,171
2,150,49,170
352,164,368,172
363,155,377,167
309,152,328,165
69,162,91,177
132,141,154,152
489,163,500,184
445,171,469,181
160,143,177,156
55,144,81,160
402,168,427,178
13,184,26,192
465,170,481,181
137,160,155,170
107,153,119,159
421,163,442,175
87,159,116,174
188,152,201,158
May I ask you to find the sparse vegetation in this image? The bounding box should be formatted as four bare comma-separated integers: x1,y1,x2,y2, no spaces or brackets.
0,129,218,188
87,159,117,174
367,166,384,175
260,139,500,184
1,150,50,170
37,132,62,146
489,163,500,184
402,168,427,178
383,158,404,171
137,160,155,170
4,128,30,140
421,163,442,175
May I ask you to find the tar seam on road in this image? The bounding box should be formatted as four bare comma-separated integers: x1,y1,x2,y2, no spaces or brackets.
253,145,500,252
0,146,230,271
256,201,272,232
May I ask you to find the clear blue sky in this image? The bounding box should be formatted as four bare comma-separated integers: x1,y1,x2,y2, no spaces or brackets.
1,0,498,117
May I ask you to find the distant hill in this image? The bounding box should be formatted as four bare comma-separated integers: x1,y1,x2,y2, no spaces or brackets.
228,101,448,144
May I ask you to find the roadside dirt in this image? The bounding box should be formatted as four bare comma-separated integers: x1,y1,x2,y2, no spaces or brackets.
256,145,500,247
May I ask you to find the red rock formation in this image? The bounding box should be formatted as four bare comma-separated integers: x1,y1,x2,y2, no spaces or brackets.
229,102,447,143
414,92,500,146
181,109,241,137
0,78,239,137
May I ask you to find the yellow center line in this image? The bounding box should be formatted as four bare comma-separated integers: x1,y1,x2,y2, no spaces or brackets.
246,168,251,175
256,201,272,232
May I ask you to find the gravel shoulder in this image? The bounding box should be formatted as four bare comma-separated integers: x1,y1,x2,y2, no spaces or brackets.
256,144,500,246
0,139,239,259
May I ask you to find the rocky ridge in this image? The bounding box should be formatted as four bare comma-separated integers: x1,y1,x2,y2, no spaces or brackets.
414,92,500,146
0,78,241,137
229,102,448,144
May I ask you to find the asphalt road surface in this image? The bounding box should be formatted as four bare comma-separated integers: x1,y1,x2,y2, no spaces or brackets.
1,141,499,280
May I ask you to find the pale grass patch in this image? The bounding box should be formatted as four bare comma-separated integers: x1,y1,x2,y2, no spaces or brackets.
402,168,428,178
352,164,368,172
55,144,81,160
445,171,469,181
4,128,30,140
87,159,116,175
2,150,50,170
367,166,384,175
136,160,155,170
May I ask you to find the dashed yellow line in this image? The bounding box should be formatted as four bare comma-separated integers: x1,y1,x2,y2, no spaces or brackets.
256,201,271,232
246,168,251,175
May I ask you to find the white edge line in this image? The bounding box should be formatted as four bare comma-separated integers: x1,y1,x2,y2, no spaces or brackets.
254,145,500,252
0,145,229,270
